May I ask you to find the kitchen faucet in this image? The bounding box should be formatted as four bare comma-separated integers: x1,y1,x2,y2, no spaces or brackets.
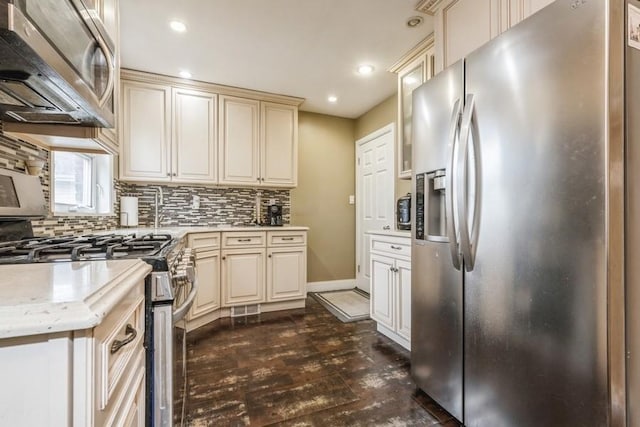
153,186,164,228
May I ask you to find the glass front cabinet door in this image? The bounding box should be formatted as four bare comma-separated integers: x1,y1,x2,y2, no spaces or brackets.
392,36,435,180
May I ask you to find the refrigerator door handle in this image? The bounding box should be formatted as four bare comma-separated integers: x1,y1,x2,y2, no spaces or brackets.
457,94,482,271
446,98,463,271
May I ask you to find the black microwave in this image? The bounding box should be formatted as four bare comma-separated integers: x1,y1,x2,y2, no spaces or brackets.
0,0,115,127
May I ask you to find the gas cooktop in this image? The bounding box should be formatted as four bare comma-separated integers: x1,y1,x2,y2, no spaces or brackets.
0,233,176,264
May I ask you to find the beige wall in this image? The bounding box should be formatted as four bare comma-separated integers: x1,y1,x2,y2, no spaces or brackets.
354,93,412,200
291,112,356,283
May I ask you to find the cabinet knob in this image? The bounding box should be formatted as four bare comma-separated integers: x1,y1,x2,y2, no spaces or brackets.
222,256,226,260
167,173,171,176
173,173,177,176
268,254,272,258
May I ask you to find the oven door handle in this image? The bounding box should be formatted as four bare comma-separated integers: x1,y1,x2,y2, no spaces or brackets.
172,266,198,323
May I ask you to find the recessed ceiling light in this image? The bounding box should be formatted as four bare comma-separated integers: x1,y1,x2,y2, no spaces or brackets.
357,64,374,75
169,20,187,33
179,70,192,79
328,95,338,103
407,16,424,28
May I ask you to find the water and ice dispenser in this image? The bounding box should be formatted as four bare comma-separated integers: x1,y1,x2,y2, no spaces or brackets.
415,169,448,242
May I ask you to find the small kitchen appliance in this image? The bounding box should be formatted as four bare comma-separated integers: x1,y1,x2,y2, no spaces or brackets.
396,193,411,230
267,204,283,226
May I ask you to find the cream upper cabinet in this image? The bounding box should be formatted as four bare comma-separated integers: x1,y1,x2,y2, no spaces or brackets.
426,0,556,73
390,36,435,180
120,70,302,186
120,80,171,181
218,95,261,185
172,88,218,183
120,76,217,184
219,97,298,187
434,0,501,72
508,0,556,26
261,102,298,187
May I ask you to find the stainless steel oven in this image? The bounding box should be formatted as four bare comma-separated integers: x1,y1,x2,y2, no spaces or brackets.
151,247,197,427
0,0,116,126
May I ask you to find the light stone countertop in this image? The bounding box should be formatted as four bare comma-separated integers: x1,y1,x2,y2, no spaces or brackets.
0,259,152,339
103,225,310,239
366,229,411,238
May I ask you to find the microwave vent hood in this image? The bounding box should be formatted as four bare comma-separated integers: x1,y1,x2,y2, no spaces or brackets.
0,0,115,128
0,36,106,126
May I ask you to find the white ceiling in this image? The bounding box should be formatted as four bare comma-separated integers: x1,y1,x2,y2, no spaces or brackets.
119,0,433,119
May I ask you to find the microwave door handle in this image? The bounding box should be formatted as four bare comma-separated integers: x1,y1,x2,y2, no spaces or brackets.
172,266,198,323
457,94,481,271
446,98,462,271
95,33,115,108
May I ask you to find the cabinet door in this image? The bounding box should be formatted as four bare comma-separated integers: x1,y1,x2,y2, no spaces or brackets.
261,102,297,187
218,96,260,185
435,0,501,71
188,250,221,320
370,253,395,330
397,56,426,179
267,247,306,302
395,259,412,341
172,88,217,183
221,249,265,306
120,81,171,181
505,0,554,28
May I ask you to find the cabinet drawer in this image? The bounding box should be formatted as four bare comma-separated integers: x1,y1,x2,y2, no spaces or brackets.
370,236,411,258
222,231,266,248
188,232,220,250
267,230,306,247
94,285,145,411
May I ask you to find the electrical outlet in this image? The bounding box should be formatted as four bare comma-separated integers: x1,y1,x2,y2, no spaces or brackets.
269,198,276,205
192,195,200,209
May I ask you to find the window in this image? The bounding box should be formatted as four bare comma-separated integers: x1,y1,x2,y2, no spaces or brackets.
52,151,113,215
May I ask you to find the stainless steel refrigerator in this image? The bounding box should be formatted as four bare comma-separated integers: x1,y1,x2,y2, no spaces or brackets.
410,1,633,426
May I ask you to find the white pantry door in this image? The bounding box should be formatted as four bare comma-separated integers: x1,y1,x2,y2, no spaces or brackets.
355,123,395,293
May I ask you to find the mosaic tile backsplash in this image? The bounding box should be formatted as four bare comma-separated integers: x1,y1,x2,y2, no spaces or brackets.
0,126,290,236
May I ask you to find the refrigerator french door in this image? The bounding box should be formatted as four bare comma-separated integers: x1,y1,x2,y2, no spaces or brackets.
411,1,626,426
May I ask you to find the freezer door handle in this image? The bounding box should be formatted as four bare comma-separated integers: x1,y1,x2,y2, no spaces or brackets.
446,98,463,270
457,94,481,271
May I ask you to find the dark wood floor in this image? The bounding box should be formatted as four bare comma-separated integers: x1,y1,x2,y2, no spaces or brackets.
185,297,461,427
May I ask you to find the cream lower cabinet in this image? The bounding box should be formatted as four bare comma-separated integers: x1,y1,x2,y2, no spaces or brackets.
266,230,307,302
221,248,266,306
221,231,267,306
186,232,221,330
185,229,306,327
369,233,411,350
0,279,146,426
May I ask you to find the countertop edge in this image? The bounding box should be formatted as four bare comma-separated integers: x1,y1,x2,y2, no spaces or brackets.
0,260,152,340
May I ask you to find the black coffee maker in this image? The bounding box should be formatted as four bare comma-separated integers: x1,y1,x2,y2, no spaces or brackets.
267,204,283,226
397,193,411,230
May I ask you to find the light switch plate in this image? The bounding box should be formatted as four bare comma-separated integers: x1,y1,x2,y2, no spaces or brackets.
349,195,355,205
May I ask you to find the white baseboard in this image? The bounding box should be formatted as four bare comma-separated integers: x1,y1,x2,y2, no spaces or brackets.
306,279,356,293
